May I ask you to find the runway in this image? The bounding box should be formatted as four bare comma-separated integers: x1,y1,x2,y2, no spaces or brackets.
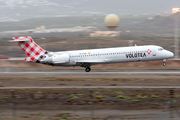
0,72,180,75
0,86,180,89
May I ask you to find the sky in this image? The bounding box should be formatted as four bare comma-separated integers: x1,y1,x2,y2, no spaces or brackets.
0,0,180,21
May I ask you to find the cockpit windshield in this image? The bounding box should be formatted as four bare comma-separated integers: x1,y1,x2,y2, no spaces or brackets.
158,48,164,51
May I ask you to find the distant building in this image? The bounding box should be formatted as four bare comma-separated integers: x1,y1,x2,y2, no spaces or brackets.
90,31,120,37
172,8,180,13
36,26,46,30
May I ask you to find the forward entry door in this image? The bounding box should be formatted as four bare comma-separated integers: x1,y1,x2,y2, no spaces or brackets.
152,50,156,56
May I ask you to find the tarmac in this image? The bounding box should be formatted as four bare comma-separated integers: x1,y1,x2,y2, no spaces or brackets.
0,71,180,75
0,86,180,89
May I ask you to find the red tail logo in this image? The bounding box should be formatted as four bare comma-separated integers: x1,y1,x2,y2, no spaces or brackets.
13,36,46,62
13,36,46,57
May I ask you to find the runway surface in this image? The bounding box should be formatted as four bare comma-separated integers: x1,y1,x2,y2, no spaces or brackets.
0,72,180,75
0,86,180,89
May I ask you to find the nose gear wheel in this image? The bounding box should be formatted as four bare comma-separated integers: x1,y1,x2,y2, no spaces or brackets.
163,62,166,66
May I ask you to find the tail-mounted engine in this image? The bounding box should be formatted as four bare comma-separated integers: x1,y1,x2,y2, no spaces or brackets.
41,53,70,65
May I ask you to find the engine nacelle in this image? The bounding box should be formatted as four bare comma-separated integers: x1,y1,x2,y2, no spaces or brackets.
52,54,70,64
43,54,53,64
42,53,70,65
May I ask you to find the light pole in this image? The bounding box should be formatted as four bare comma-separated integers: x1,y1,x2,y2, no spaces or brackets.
172,8,180,59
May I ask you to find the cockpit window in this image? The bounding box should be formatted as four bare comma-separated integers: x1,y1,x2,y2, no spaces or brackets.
158,48,164,51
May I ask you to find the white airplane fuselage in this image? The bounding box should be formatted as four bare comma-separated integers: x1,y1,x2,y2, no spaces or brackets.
43,45,174,67
11,36,174,72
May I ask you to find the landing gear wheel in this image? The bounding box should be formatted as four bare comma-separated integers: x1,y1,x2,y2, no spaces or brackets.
163,62,166,66
85,67,91,72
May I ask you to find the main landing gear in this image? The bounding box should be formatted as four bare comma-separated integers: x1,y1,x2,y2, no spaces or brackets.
85,67,91,72
163,59,166,66
80,63,91,72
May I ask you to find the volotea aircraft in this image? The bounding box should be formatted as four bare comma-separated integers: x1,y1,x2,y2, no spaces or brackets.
9,36,174,72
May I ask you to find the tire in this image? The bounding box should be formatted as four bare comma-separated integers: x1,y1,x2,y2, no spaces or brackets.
85,67,91,72
163,62,166,66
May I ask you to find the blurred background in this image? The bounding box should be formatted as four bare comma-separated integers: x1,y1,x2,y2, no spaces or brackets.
0,0,179,37
0,0,180,120
0,0,180,53
0,0,180,68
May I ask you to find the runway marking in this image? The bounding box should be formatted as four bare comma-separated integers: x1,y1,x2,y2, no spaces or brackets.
0,72,180,75
0,86,180,89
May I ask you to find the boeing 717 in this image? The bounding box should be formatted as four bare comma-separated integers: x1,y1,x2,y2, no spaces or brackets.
8,36,174,72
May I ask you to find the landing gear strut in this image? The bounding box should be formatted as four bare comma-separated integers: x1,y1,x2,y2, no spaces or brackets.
163,59,166,66
80,63,91,72
85,67,91,72
79,63,91,72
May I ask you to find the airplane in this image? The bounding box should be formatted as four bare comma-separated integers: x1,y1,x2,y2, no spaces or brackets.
7,36,174,72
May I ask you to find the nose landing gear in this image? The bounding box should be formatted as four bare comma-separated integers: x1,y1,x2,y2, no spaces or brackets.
163,59,166,66
163,62,166,66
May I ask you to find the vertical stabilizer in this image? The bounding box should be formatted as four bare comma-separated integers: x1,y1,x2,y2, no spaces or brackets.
13,36,46,62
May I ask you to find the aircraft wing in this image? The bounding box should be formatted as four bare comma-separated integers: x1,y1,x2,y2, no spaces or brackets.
0,58,25,61
75,59,111,64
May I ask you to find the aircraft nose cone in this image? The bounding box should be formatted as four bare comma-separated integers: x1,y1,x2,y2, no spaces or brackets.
169,52,174,58
171,52,174,57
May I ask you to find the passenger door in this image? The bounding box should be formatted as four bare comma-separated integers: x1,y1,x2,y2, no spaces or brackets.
152,49,156,56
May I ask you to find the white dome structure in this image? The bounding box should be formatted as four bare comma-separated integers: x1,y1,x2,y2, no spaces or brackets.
104,14,120,31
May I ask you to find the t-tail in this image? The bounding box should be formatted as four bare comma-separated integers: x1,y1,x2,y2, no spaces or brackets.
11,36,47,62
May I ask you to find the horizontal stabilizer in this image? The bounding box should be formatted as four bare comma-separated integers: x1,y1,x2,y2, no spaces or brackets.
9,36,30,42
0,58,25,61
